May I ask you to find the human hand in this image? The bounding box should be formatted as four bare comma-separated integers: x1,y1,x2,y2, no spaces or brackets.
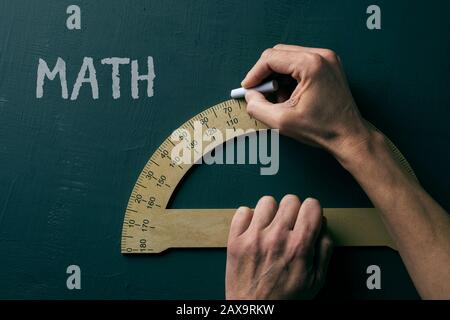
243,44,373,161
225,195,333,300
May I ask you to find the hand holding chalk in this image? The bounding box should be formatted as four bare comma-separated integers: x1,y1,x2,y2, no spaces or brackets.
230,80,278,99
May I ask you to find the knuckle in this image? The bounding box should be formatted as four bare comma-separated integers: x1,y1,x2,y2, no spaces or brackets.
307,53,325,73
321,49,338,62
242,235,259,253
228,230,261,257
229,235,258,257
273,43,285,49
261,48,274,60
264,232,285,254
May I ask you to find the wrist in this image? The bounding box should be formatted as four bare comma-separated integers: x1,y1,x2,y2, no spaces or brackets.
330,122,386,173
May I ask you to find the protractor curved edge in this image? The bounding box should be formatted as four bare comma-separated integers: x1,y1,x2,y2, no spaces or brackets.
121,99,264,253
121,99,416,254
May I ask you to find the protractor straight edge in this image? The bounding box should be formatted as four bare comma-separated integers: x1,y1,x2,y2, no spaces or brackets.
121,99,416,254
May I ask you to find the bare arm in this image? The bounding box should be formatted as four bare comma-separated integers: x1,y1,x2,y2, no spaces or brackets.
240,44,450,299
336,129,450,299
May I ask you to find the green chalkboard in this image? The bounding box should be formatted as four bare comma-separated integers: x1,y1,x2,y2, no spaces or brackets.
0,0,448,299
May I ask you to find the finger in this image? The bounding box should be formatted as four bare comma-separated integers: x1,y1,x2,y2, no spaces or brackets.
274,44,326,55
229,206,253,238
273,44,304,52
274,44,339,62
315,229,333,285
292,198,323,249
249,196,278,230
245,90,287,128
242,49,307,87
273,44,342,74
269,194,301,231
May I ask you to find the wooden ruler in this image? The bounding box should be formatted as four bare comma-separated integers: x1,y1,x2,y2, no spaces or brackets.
121,100,416,253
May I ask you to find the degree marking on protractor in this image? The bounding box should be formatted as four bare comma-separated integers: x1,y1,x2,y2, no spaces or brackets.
121,99,416,254
122,100,266,253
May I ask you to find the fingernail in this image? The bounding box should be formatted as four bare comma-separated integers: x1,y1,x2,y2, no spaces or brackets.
241,76,249,88
304,197,319,205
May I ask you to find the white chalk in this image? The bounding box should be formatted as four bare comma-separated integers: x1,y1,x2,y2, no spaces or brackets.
230,80,278,99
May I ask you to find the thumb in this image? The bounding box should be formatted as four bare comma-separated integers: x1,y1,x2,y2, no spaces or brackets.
245,90,284,129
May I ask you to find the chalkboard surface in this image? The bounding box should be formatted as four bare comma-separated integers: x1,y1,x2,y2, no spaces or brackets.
0,0,448,299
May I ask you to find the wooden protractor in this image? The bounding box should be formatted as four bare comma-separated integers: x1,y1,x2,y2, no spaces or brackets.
121,99,416,254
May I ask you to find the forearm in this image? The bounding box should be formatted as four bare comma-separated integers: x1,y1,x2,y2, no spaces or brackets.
241,43,450,298
335,128,450,299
